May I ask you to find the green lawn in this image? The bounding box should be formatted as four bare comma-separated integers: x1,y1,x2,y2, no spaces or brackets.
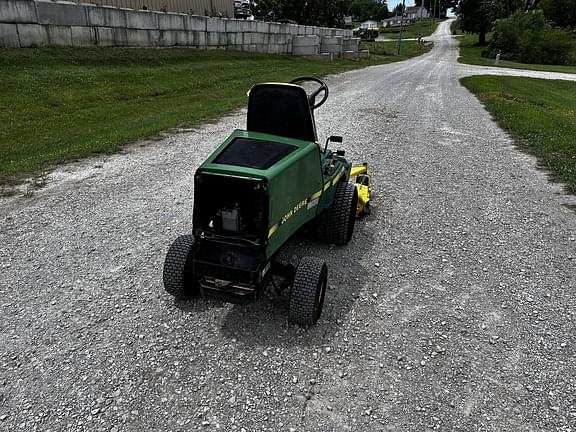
360,40,432,58
0,46,425,184
457,33,576,74
461,76,576,193
380,19,442,39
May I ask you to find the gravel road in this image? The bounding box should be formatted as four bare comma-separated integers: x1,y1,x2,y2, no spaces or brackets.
1,20,575,431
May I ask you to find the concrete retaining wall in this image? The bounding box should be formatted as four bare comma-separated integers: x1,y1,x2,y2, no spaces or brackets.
0,0,359,56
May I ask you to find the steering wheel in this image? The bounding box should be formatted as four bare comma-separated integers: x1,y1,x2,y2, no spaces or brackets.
290,76,329,110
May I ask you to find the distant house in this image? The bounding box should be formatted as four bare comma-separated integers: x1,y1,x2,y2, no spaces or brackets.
405,5,428,19
381,16,403,28
381,15,415,28
359,20,380,29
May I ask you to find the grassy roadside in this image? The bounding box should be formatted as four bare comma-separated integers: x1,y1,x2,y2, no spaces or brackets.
457,33,576,74
0,46,426,186
379,18,442,39
461,76,576,194
360,39,432,59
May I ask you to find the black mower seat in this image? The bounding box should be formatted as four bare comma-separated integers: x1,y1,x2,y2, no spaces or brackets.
247,83,317,143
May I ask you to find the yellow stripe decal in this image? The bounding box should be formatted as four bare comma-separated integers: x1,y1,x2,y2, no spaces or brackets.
323,182,331,191
268,224,279,238
268,189,325,239
332,168,345,186
310,190,322,200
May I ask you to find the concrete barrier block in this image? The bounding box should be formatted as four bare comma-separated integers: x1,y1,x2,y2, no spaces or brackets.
292,35,319,47
268,43,288,55
268,22,281,33
173,30,193,46
193,31,206,48
342,38,359,52
0,23,21,47
320,45,341,55
206,31,220,46
186,15,206,31
278,23,290,34
225,19,242,33
47,25,72,46
270,33,290,44
37,1,87,26
358,49,370,59
70,25,95,46
206,17,225,32
159,30,177,47
16,23,48,47
241,44,255,52
86,5,126,28
250,32,268,44
242,20,257,32
112,27,127,46
342,50,358,60
158,13,187,30
253,44,267,53
292,44,319,56
95,26,114,46
219,31,228,46
126,29,160,47
296,25,306,35
321,36,342,45
227,32,243,45
0,0,38,24
126,10,158,30
256,21,269,33
304,26,316,35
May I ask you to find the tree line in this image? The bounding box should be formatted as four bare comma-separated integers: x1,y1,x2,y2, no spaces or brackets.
252,0,451,27
455,0,576,65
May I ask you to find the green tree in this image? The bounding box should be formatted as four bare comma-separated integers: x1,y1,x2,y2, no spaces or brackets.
455,0,524,45
415,0,455,17
349,0,389,21
487,10,574,64
456,0,493,45
541,0,576,28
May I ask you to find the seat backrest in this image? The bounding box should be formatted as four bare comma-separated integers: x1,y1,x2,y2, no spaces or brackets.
247,83,317,143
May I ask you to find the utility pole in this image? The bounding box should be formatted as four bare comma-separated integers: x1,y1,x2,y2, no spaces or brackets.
396,0,406,55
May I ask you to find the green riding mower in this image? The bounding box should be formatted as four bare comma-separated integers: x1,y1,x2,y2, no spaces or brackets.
163,77,371,325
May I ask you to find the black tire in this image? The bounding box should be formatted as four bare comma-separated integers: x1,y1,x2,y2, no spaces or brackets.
289,257,328,325
163,235,199,299
315,182,358,245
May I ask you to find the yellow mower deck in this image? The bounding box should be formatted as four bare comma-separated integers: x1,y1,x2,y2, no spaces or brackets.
351,163,371,216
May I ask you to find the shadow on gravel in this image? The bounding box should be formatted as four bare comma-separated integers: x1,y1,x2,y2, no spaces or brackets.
217,217,376,348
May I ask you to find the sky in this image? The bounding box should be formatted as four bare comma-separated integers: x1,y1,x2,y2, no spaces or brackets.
387,0,414,10
386,0,456,16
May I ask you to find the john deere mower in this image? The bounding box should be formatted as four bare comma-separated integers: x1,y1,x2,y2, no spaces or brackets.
163,77,371,325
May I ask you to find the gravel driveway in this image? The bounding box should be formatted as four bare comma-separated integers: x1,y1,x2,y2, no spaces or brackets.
1,20,575,431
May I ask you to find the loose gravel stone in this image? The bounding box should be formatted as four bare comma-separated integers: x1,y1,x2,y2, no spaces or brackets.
0,19,575,432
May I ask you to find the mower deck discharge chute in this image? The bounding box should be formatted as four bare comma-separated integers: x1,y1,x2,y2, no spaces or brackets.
163,77,371,325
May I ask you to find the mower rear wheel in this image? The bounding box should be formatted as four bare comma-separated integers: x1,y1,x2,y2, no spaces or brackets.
289,257,328,325
315,182,358,245
163,234,199,299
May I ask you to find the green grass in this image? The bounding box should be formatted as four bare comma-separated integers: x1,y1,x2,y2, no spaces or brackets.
0,46,426,184
379,19,442,39
457,33,576,74
461,76,576,193
360,40,432,58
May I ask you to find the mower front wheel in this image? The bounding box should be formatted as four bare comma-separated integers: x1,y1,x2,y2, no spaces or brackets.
289,257,328,325
315,182,358,245
163,235,199,299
